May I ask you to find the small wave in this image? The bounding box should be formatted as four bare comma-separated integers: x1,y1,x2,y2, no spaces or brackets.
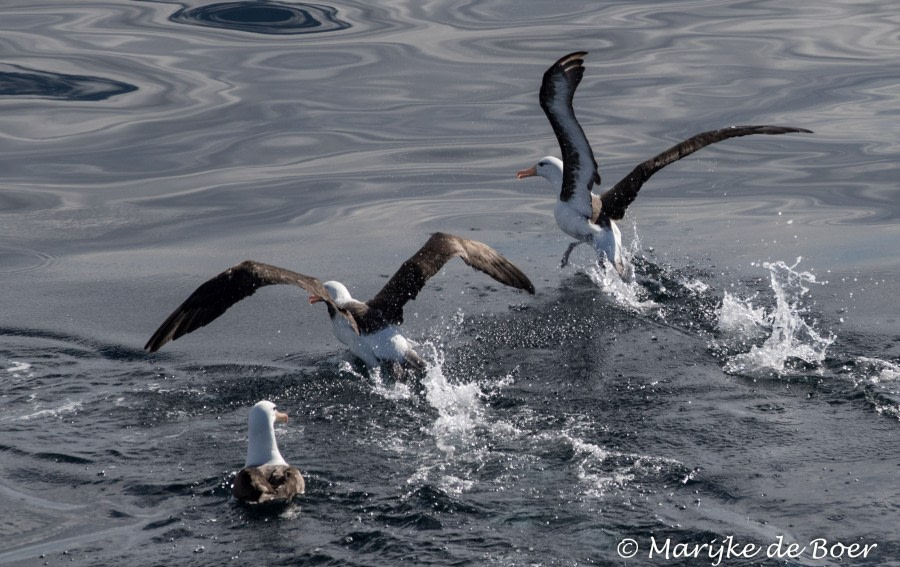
718,258,834,377
4,361,33,376
15,400,84,422
835,356,900,419
169,2,351,35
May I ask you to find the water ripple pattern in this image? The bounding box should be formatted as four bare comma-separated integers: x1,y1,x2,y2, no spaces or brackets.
169,2,351,35
0,246,58,274
0,64,137,101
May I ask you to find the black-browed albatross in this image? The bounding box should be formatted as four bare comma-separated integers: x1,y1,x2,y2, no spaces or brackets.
145,232,534,375
516,51,812,277
232,400,305,504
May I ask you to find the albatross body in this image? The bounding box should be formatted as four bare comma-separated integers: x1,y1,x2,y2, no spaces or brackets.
232,400,305,504
309,280,423,370
145,232,534,375
517,51,812,277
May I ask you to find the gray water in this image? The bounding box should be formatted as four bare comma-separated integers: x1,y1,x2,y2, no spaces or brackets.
1,1,899,565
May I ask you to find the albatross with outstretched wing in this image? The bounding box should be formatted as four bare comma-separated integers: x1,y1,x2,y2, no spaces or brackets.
145,233,534,375
516,51,812,276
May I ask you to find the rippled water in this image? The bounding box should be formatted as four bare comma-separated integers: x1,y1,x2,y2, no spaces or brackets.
2,0,899,565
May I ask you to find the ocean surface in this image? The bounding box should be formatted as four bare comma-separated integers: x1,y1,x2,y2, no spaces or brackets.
2,1,899,565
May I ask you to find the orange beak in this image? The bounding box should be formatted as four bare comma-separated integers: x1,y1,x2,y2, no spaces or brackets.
308,295,322,305
516,166,537,179
275,411,288,424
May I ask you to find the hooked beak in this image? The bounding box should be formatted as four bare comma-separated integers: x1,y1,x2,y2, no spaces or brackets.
516,165,537,180
275,411,289,424
308,295,322,305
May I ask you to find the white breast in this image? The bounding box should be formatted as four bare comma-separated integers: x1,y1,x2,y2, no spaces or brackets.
554,200,593,239
328,316,411,367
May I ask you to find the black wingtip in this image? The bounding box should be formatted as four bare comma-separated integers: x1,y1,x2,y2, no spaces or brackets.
144,329,168,353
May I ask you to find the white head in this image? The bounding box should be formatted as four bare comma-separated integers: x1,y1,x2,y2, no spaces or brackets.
307,280,354,308
245,400,289,467
516,156,564,189
322,281,353,304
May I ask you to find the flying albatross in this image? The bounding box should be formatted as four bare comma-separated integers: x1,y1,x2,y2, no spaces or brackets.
232,400,305,504
516,51,812,277
145,232,534,375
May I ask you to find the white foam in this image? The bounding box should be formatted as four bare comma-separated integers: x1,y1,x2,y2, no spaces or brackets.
15,400,83,421
853,357,900,384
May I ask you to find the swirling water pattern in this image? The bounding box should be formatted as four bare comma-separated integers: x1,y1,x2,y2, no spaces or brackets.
169,2,351,35
1,0,899,564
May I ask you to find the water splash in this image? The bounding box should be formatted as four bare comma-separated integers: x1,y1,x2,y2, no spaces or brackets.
585,264,659,312
419,345,485,457
337,360,412,400
716,292,769,340
718,259,834,377
582,224,662,312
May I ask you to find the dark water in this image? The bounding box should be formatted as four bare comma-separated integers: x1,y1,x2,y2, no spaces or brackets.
2,0,899,565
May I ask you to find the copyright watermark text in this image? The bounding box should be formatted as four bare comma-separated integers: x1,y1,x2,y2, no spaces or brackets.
616,535,876,565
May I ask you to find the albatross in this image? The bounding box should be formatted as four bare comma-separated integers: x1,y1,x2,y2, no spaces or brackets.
232,400,305,504
516,51,812,277
144,232,534,375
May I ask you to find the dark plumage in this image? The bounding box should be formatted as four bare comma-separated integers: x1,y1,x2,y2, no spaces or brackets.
232,464,305,504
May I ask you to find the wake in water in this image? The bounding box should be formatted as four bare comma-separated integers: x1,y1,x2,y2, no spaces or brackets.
715,258,834,377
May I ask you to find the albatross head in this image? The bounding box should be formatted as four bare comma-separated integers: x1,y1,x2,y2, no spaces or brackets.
245,400,289,467
516,156,563,189
319,281,353,305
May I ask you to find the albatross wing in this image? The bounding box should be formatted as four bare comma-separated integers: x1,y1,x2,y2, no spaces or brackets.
144,260,357,352
599,124,813,221
366,233,535,326
232,464,305,504
539,51,600,218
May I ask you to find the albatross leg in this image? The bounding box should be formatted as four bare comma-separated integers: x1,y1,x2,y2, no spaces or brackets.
560,241,583,268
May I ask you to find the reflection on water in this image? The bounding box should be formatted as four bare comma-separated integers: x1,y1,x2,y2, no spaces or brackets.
169,1,351,34
0,64,136,101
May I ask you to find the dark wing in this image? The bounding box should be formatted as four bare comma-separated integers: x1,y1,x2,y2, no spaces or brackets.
268,465,305,500
366,233,535,325
598,125,813,221
231,465,304,503
232,467,275,503
539,51,600,217
144,260,358,353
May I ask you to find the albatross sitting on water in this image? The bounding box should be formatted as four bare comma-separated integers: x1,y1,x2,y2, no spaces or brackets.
145,232,534,376
232,400,305,504
516,51,812,277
